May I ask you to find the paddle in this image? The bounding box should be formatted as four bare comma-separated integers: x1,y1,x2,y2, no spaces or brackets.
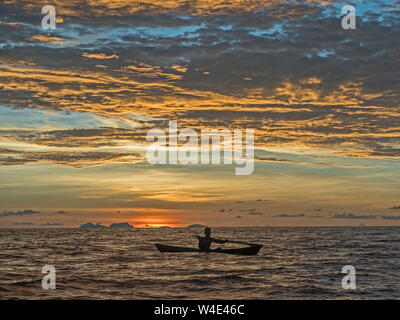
193,236,260,247
225,240,261,247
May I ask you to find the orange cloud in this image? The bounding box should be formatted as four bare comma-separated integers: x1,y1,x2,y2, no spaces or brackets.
82,53,119,60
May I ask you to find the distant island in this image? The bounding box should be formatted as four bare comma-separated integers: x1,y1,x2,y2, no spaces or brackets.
79,223,106,229
109,222,134,229
187,224,208,228
79,222,134,229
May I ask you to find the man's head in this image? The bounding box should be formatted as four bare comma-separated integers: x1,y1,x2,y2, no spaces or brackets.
204,227,211,237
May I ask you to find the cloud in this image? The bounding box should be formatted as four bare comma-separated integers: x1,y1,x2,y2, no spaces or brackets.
274,213,306,218
0,0,400,164
30,35,65,44
389,206,400,210
0,0,400,230
249,211,263,216
237,207,263,215
381,215,400,220
4,127,148,148
40,222,64,226
255,157,304,165
56,210,68,214
0,209,40,218
235,215,242,219
0,148,142,167
82,53,119,60
332,213,377,219
13,222,34,225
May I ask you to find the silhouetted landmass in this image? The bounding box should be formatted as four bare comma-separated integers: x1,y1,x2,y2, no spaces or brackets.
187,224,208,228
79,222,134,229
79,223,106,229
109,222,134,229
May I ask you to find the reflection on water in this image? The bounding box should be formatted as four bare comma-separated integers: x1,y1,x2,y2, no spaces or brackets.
0,227,399,299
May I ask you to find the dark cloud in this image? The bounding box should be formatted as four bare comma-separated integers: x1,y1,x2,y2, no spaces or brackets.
274,213,306,218
0,148,142,167
332,212,377,219
235,215,242,219
40,222,64,226
6,128,148,148
0,209,39,217
255,157,305,164
389,206,400,210
1,0,400,165
239,208,263,215
249,211,263,216
13,222,34,225
381,215,400,220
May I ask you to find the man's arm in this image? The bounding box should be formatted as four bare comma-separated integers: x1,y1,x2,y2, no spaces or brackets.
211,238,228,244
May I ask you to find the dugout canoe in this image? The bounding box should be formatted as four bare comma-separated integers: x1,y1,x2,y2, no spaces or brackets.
154,243,262,255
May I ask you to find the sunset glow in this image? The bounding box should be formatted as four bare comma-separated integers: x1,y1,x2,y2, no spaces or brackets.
1,0,400,228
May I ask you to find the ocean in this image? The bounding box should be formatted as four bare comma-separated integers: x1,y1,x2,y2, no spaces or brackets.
0,227,399,299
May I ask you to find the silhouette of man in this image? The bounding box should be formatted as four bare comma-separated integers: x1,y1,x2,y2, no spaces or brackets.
196,227,228,252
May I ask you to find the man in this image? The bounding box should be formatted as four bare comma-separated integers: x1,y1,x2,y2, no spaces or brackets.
196,227,228,252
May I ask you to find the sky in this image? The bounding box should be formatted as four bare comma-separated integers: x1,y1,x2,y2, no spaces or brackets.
1,0,400,227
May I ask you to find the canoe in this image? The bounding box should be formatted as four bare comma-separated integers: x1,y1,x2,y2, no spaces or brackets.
154,243,262,256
